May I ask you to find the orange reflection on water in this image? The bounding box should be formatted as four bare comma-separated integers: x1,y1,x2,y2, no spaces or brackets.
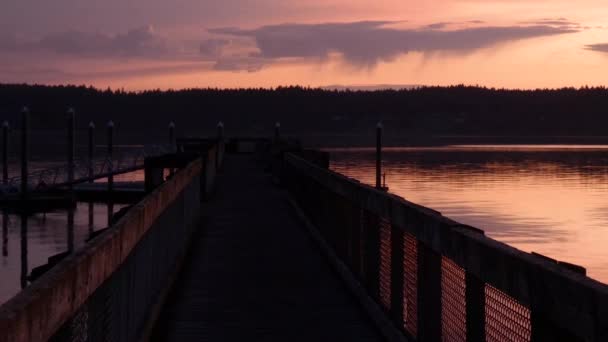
328,145,608,283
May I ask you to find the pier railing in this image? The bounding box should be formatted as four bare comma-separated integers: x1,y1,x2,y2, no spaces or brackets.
283,153,608,342
3,144,176,193
0,146,216,341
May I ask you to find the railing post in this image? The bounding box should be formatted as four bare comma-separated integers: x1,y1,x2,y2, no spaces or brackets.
3,121,8,185
88,122,95,183
466,272,486,342
376,122,383,189
20,107,29,200
391,226,405,329
417,241,442,342
530,304,581,341
67,108,75,190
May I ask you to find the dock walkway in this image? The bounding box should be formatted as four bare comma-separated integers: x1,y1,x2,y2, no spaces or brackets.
152,154,383,341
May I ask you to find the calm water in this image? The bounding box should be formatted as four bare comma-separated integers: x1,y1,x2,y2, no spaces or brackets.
328,145,608,284
0,202,128,304
0,147,146,304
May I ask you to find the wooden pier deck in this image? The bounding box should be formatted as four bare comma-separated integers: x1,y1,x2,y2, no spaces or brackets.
152,154,383,341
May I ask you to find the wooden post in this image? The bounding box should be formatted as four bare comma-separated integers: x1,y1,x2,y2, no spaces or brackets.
20,213,27,289
107,121,114,226
3,121,9,185
67,208,74,253
2,210,7,257
376,122,383,189
107,120,114,193
88,202,94,236
275,122,281,141
20,107,29,200
169,121,175,148
217,121,224,170
67,108,75,190
88,122,95,183
217,121,224,141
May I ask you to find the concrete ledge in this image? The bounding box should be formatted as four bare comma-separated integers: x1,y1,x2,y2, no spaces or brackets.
0,159,202,342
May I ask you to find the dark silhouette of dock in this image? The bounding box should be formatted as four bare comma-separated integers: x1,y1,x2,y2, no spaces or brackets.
0,134,607,342
152,154,382,341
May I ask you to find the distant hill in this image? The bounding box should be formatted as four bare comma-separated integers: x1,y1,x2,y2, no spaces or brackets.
321,84,421,91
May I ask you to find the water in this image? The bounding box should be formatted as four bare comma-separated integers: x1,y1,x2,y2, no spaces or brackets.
0,202,127,304
328,145,608,284
0,160,142,305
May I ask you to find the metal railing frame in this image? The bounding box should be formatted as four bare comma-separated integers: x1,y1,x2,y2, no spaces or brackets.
283,152,608,342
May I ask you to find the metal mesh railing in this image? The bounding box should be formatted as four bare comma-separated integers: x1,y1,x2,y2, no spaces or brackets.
5,144,175,192
283,152,608,342
441,257,467,342
403,233,418,337
485,285,531,342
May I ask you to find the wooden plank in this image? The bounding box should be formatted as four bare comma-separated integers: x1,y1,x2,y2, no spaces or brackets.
153,155,383,342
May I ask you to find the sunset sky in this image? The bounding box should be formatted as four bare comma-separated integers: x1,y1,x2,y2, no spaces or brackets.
2,0,608,90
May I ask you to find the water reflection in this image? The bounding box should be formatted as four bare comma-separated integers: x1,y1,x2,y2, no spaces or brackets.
20,214,27,289
2,211,6,257
0,202,126,304
328,145,608,284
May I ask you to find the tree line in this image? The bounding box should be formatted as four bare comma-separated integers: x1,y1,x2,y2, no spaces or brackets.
1,83,608,145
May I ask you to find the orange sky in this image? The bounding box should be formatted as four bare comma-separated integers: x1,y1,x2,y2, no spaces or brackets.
1,0,608,89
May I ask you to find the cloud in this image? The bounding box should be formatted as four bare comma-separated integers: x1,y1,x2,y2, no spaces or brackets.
209,20,580,67
212,56,266,72
0,33,18,50
7,26,169,58
585,43,608,52
425,22,453,30
199,39,231,58
520,18,581,29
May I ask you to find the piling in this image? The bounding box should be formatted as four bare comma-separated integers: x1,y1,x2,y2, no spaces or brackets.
275,122,281,142
376,122,383,189
20,213,27,289
217,122,224,170
67,108,75,190
169,121,175,147
107,121,114,226
3,121,9,185
20,107,29,199
67,209,74,253
88,202,94,235
88,122,95,183
2,210,7,257
107,121,114,193
217,121,224,141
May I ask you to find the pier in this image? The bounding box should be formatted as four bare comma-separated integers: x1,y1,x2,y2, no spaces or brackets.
0,132,607,342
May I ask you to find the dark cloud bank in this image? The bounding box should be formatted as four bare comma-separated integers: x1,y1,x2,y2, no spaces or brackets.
208,20,579,68
1,26,168,58
0,19,588,74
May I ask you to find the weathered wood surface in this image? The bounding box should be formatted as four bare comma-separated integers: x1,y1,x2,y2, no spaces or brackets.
152,155,382,342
